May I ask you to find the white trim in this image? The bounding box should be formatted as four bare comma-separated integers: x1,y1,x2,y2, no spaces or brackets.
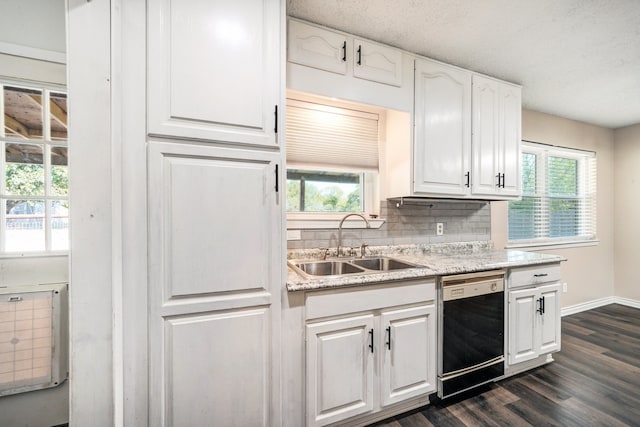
561,296,640,317
0,41,66,64
506,240,599,251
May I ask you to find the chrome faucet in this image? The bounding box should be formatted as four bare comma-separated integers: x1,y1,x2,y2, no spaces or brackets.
337,213,371,257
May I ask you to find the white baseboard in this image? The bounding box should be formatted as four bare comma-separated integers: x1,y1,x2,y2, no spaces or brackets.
561,296,640,316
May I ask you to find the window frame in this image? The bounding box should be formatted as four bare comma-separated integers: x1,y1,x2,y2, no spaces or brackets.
0,79,69,256
507,141,597,249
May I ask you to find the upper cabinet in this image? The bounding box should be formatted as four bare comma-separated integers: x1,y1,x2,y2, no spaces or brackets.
288,19,403,87
389,58,522,201
472,75,521,198
147,0,282,147
413,59,472,196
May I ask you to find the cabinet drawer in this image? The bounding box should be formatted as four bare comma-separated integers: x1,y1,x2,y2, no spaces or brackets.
508,264,561,288
305,280,435,320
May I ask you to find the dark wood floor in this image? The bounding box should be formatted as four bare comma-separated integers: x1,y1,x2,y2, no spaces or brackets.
370,304,640,427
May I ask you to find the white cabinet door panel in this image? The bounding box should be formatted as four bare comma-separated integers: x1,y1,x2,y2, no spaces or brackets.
499,84,522,197
150,143,277,302
148,0,280,146
288,19,347,75
539,283,561,355
472,75,500,196
414,59,471,196
353,39,403,86
166,308,269,426
380,304,435,407
306,314,375,427
508,287,538,365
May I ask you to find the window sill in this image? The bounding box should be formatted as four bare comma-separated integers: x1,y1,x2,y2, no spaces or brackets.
0,251,69,259
287,217,385,230
506,239,599,251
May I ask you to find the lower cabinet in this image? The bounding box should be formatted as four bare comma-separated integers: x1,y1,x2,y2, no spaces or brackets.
507,264,562,366
305,281,436,427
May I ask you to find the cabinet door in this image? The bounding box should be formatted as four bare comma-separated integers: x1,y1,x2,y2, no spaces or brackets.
538,283,561,355
147,142,281,426
306,314,375,427
508,287,539,365
380,304,436,407
353,39,403,87
288,19,348,75
414,59,471,196
148,0,281,146
498,83,522,197
472,75,501,196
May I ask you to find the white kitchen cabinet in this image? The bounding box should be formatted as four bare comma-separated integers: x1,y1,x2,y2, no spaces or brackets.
147,0,281,146
304,281,436,427
288,19,403,87
472,75,521,198
508,269,561,366
147,139,283,424
306,314,376,426
380,305,436,407
413,59,472,196
390,58,521,200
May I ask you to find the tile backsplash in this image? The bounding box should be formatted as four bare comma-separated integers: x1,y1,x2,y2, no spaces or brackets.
286,200,491,250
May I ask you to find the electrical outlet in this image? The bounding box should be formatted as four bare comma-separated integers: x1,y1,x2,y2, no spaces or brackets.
436,222,444,236
563,283,568,293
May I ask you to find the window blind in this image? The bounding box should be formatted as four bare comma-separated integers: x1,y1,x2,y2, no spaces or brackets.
508,142,597,244
286,99,379,170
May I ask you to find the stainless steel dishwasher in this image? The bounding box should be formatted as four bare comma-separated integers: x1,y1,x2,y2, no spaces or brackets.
438,270,505,399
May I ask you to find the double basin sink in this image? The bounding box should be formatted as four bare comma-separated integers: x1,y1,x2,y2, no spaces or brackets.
288,256,422,278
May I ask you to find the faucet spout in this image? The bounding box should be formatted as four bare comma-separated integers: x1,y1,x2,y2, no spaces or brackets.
337,213,371,257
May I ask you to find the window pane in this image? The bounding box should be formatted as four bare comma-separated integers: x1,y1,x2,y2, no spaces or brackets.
51,147,68,196
548,156,577,196
5,199,45,252
50,92,68,141
521,153,537,194
5,143,45,196
50,200,69,251
3,86,43,140
286,169,362,212
508,197,541,240
549,198,579,237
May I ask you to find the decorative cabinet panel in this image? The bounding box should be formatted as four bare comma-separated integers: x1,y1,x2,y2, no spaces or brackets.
352,38,403,86
288,19,403,87
306,314,375,427
147,142,282,426
414,59,472,196
472,75,521,199
148,0,281,146
288,18,348,75
380,304,436,407
508,279,561,366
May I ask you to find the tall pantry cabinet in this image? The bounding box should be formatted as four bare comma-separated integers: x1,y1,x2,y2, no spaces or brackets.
146,0,285,425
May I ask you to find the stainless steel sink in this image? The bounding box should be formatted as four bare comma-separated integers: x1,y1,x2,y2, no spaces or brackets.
350,257,417,271
293,261,365,276
289,256,421,278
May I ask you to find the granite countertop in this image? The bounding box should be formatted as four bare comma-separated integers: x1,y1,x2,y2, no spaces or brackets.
286,241,566,292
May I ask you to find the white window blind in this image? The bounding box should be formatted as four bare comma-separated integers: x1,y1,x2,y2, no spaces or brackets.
508,142,597,245
286,99,379,170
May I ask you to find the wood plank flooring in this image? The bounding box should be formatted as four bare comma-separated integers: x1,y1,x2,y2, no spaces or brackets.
369,304,640,427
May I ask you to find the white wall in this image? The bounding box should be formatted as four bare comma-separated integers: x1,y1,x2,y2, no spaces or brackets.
613,123,640,302
492,109,616,309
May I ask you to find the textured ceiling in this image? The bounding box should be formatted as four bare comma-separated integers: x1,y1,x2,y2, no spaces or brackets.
288,0,640,129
